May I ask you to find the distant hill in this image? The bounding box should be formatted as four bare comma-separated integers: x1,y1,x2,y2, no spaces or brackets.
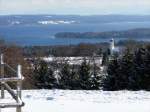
55,28,150,39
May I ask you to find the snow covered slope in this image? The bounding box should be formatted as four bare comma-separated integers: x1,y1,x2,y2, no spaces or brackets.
1,90,150,112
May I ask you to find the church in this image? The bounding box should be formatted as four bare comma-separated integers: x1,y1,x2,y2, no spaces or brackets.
109,38,120,56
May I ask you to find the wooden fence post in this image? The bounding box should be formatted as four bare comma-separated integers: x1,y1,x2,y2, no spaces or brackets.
16,65,22,112
1,54,5,99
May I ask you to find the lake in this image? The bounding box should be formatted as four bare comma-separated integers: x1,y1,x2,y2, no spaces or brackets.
0,21,150,46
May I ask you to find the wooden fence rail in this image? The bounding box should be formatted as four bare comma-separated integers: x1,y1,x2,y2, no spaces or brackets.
0,54,24,112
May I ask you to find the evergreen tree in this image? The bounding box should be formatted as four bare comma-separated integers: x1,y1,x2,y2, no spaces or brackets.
79,58,92,90
103,58,120,90
59,62,72,89
59,63,81,89
91,58,101,89
70,65,80,89
102,49,109,66
34,60,56,89
44,67,56,89
34,60,47,88
130,48,145,90
103,48,135,90
119,48,134,90
141,46,150,90
103,46,150,91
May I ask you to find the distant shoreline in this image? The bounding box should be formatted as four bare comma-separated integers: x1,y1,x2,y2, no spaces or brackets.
55,28,150,39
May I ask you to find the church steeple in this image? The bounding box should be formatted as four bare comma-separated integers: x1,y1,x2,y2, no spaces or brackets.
110,38,115,55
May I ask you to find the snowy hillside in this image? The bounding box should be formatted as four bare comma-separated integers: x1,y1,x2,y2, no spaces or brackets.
1,90,150,112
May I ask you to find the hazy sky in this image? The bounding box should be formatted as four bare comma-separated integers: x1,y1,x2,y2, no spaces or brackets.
0,0,150,15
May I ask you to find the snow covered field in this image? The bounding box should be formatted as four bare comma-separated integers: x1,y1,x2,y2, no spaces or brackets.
1,90,150,112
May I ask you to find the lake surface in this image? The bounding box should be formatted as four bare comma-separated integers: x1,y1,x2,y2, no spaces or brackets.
0,21,150,46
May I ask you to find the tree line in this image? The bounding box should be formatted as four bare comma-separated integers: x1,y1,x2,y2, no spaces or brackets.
33,58,102,90
1,38,150,90
103,45,150,91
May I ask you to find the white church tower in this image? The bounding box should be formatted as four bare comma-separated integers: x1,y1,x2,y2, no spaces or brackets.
110,38,115,55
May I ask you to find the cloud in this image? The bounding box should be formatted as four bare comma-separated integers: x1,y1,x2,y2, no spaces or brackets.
0,0,150,15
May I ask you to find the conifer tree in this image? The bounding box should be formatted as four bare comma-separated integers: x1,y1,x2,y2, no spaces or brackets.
70,65,80,89
34,60,47,88
59,62,71,89
141,46,150,90
44,67,56,89
79,58,92,90
130,48,145,90
34,60,56,89
91,58,101,89
103,48,134,90
103,58,120,90
103,46,150,91
119,48,134,89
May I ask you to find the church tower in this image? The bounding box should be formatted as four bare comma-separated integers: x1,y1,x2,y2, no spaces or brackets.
110,38,115,55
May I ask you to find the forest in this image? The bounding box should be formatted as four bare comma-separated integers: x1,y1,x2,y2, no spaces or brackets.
55,28,150,39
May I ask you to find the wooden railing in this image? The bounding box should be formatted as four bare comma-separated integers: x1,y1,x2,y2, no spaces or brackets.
0,54,24,112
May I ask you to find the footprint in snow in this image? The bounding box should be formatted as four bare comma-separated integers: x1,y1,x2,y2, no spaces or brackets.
46,97,54,100
25,95,32,99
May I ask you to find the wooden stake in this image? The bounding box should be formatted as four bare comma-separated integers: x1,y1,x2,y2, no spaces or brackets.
16,65,22,112
1,54,4,99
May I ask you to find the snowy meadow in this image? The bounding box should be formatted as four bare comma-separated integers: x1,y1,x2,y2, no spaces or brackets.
1,90,150,112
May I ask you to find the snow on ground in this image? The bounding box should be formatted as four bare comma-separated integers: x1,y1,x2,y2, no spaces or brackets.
42,56,103,65
1,90,150,112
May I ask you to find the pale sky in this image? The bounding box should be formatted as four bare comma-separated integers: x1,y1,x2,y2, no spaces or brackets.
0,0,150,15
